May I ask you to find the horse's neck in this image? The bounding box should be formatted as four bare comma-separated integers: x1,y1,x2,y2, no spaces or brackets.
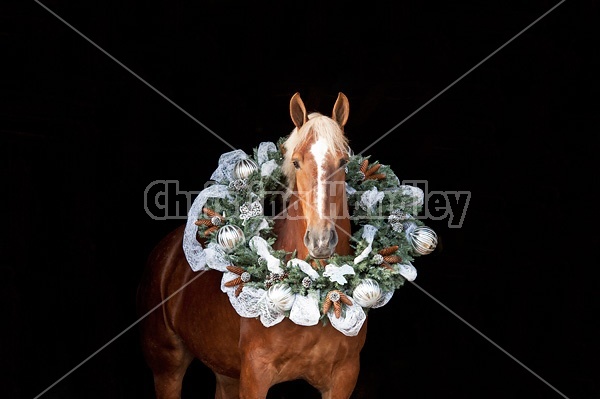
273,192,309,259
273,192,352,260
333,216,352,256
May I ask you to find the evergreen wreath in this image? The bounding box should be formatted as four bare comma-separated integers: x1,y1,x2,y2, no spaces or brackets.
192,137,437,332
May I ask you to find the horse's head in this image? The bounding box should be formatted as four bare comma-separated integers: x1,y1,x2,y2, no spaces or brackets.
281,92,351,259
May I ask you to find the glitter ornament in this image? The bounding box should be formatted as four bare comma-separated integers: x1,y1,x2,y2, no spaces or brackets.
329,291,341,302
233,158,259,180
372,254,384,265
301,277,312,288
240,272,251,283
389,209,410,232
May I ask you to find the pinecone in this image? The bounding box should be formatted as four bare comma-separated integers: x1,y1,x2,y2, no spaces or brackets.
322,299,332,314
365,173,386,181
359,159,386,181
359,159,369,175
381,263,395,271
340,293,353,306
202,207,224,222
195,219,213,226
226,265,246,275
366,163,381,175
383,255,402,264
225,277,243,287
204,226,218,236
378,245,399,256
234,285,244,297
333,301,342,318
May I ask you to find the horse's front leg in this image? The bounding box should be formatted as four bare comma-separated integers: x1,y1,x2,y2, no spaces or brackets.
237,355,275,399
316,356,362,399
146,346,194,399
214,372,241,399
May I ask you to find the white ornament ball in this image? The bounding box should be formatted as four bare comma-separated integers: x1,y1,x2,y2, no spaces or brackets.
409,226,438,255
233,158,259,180
217,224,245,252
267,284,295,313
352,279,382,308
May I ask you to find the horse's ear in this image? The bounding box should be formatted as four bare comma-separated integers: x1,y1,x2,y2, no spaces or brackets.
332,92,349,128
290,92,307,129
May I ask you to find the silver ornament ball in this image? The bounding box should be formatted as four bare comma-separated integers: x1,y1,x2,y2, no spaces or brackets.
217,224,246,252
233,158,259,180
409,226,438,255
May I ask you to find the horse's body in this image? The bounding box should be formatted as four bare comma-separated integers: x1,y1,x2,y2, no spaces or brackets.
137,93,367,399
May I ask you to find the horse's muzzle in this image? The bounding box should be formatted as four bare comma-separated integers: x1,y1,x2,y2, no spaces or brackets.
304,227,338,259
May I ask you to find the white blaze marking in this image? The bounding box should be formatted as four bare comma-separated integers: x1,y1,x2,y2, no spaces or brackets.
310,138,328,218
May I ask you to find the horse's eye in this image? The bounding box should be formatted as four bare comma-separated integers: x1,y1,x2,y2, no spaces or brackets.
339,159,348,168
292,160,300,169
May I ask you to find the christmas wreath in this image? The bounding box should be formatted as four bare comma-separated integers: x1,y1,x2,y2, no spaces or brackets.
182,137,437,336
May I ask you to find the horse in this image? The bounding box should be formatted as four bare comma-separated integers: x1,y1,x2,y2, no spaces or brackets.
136,92,366,399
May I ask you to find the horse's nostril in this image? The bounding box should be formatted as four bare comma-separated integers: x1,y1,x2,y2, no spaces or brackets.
304,230,311,247
329,228,338,248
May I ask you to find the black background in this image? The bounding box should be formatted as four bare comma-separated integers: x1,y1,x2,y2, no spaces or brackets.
2,1,599,398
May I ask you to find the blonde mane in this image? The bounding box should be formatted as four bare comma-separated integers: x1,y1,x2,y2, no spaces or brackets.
282,112,349,194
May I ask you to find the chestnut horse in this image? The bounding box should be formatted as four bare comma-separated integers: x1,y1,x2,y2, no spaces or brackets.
137,92,366,399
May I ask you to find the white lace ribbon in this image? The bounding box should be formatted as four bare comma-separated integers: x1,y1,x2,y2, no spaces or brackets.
359,186,384,211
397,262,418,281
353,224,378,264
328,301,367,337
222,274,259,317
256,141,279,177
182,184,231,271
288,258,319,280
372,291,394,309
257,141,276,165
223,283,286,327
248,236,284,274
210,149,248,183
261,160,278,177
204,242,230,272
289,291,321,326
398,185,424,208
254,218,270,235
346,182,356,196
